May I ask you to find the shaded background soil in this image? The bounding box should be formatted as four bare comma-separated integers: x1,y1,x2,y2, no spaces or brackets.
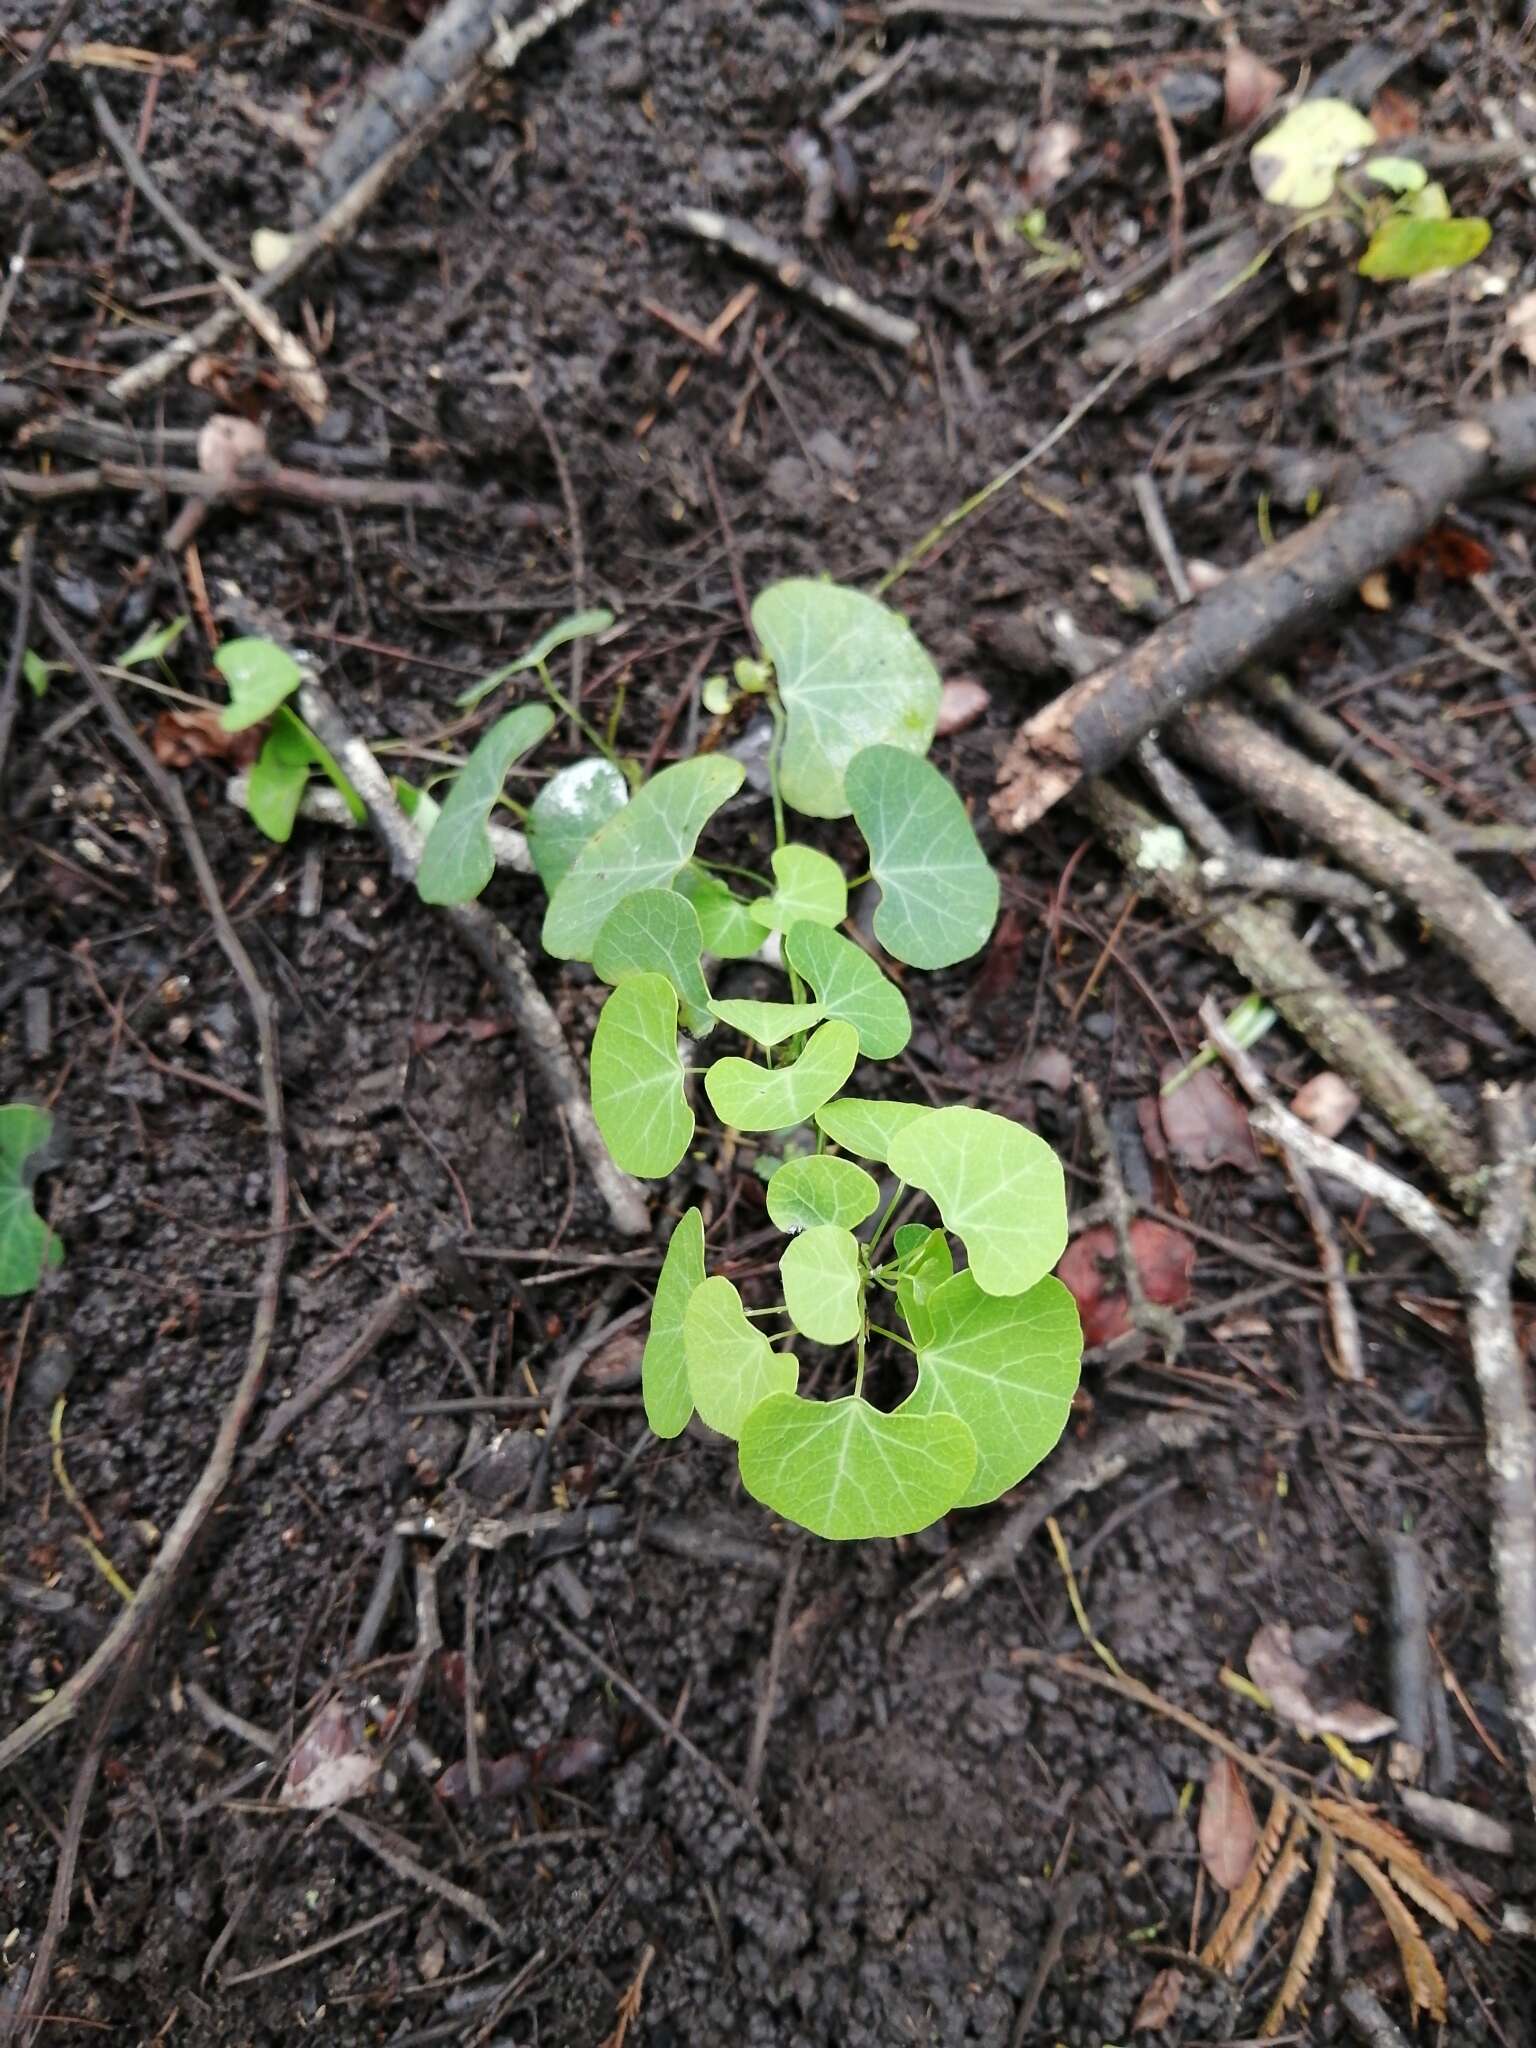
4,0,1536,2041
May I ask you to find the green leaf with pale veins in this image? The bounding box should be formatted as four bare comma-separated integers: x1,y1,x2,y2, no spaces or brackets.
673,866,766,959
594,889,714,1037
1,1103,63,1298
784,921,911,1058
753,580,941,818
887,1105,1066,1297
704,1020,858,1133
781,1224,863,1344
215,637,304,731
845,746,998,969
738,1395,976,1540
684,1275,798,1439
418,703,556,905
749,844,847,933
527,758,628,895
893,1225,952,1348
766,1154,880,1233
901,1271,1081,1506
588,973,694,1178
544,757,744,961
642,1207,706,1438
814,1096,932,1165
709,998,825,1047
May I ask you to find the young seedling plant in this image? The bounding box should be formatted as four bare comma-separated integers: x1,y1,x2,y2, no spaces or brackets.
1250,99,1491,281
390,578,1083,1542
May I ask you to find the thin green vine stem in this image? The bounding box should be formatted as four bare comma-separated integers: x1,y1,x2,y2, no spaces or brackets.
765,688,788,852
537,660,619,768
868,1323,916,1354
852,1319,868,1401
866,1180,908,1264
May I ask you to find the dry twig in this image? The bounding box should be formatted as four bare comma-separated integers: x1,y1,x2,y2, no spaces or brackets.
1251,1092,1536,1821
0,593,291,1778
668,207,918,352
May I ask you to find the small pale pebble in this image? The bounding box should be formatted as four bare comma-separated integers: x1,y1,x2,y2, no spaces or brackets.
935,677,990,736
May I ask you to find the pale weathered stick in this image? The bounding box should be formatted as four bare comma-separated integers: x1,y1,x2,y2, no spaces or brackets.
293,675,649,1239
668,207,919,352
1198,995,1363,1383
1251,1092,1536,1822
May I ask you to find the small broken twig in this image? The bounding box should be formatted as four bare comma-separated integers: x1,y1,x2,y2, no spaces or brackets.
668,207,918,352
1198,995,1362,1383
1250,1091,1536,1822
1384,1529,1433,1785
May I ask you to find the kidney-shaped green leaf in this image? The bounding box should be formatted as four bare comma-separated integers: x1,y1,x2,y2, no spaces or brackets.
784,921,910,1058
766,1153,880,1233
642,1206,705,1438
594,889,714,1037
545,756,744,960
589,973,693,1178
887,1105,1066,1297
704,1020,858,1133
901,1271,1081,1507
1,1103,63,1298
1358,214,1490,280
708,998,825,1047
1250,98,1376,209
527,757,628,894
674,866,766,959
215,637,304,731
753,580,941,818
845,746,998,969
684,1275,798,1439
781,1224,863,1344
749,844,847,934
418,704,556,905
738,1394,976,1540
814,1095,931,1164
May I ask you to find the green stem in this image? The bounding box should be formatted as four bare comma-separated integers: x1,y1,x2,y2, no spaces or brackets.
538,661,619,768
765,688,788,851
852,1318,867,1402
866,1181,907,1263
868,1323,916,1354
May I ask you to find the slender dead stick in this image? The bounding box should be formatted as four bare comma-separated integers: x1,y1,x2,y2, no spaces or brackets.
668,207,919,353
992,394,1536,833
1250,1091,1536,1823
0,591,290,1776
289,672,648,1238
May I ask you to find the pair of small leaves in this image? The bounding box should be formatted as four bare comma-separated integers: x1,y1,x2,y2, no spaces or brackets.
246,707,365,843
0,1103,62,1298
417,704,555,903
544,756,745,960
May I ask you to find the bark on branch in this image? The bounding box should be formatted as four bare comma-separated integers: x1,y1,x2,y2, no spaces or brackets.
992,394,1536,834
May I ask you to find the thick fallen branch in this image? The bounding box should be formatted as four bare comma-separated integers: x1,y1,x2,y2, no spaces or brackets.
992,394,1536,833
1251,1092,1536,1823
1172,697,1536,1040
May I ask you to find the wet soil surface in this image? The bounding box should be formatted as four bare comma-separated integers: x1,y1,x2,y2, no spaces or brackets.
4,1,1536,2042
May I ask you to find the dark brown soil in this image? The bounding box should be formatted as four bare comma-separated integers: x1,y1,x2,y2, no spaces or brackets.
4,2,1536,2043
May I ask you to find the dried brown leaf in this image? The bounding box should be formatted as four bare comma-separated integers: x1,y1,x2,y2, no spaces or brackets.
935,677,990,736
198,412,268,487
1289,1071,1360,1139
1260,1831,1334,2036
152,707,263,770
1158,1064,1260,1173
1245,1623,1395,1744
1345,1850,1447,2022
1201,1790,1292,1968
1132,1966,1185,2032
1313,1798,1491,1943
1369,87,1420,140
1023,119,1080,202
1223,44,1283,131
1199,1756,1258,1892
1055,1220,1195,1346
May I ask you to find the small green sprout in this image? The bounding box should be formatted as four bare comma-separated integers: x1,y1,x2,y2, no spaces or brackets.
405,579,1079,1540
1250,99,1491,282
1,1103,62,1298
